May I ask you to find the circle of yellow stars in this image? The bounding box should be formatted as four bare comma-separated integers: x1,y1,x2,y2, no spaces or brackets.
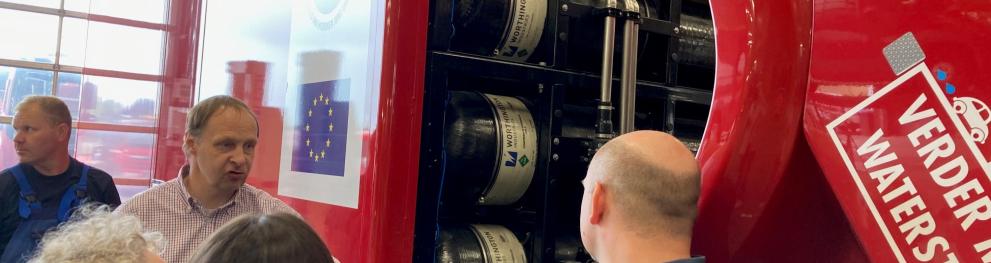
306,93,335,162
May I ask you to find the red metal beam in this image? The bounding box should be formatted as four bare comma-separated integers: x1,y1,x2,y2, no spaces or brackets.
362,0,429,261
154,0,200,181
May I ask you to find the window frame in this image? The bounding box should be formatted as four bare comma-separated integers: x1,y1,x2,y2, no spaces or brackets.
0,0,170,188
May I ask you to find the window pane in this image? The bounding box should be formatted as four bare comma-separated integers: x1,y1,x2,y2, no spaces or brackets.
59,18,89,67
0,67,6,110
0,66,54,116
63,0,90,12
73,130,154,181
0,9,58,63
197,0,291,105
1,0,61,9
0,124,16,169
65,0,167,24
54,72,85,119
55,75,159,126
69,21,164,75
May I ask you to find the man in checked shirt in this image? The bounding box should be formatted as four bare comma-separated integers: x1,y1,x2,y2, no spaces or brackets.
117,95,299,263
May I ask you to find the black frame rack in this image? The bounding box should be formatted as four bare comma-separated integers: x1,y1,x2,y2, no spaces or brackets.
414,0,714,262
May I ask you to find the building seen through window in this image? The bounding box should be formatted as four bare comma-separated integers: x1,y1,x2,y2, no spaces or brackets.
0,0,168,200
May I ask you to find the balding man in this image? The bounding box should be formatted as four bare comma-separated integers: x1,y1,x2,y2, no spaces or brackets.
579,130,704,263
117,95,299,263
0,96,120,262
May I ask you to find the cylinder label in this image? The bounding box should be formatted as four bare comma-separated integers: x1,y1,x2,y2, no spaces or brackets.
496,0,546,62
482,94,537,205
471,224,528,263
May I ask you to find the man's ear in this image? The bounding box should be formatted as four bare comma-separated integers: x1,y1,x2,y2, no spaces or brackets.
589,182,606,225
56,122,70,142
183,133,197,156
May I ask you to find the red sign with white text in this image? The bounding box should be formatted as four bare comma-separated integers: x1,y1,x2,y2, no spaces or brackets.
825,62,991,262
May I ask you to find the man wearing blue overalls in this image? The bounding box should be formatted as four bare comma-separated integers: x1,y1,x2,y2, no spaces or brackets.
0,96,120,263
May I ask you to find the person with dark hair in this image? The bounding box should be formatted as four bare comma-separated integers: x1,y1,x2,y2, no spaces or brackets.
117,95,299,262
0,96,120,263
189,213,334,263
579,130,704,263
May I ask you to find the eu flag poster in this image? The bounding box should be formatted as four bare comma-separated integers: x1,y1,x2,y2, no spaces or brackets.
280,0,383,209
291,79,350,176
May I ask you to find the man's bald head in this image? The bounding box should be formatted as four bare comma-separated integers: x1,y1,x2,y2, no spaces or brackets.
586,130,701,237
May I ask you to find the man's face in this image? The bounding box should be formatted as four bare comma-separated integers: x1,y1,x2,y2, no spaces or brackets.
186,108,258,194
11,104,68,165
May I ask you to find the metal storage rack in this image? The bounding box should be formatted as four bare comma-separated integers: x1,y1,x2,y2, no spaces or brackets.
414,0,713,261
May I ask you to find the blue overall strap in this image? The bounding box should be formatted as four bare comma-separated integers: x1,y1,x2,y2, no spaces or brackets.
10,164,41,219
56,165,89,222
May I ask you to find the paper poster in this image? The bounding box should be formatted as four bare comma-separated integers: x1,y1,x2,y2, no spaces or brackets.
278,0,384,208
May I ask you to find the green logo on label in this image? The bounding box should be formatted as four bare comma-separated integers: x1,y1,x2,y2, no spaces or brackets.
519,155,530,167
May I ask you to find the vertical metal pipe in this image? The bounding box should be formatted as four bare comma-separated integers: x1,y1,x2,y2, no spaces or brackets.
600,16,616,104
619,20,638,134
665,97,676,134
596,15,617,138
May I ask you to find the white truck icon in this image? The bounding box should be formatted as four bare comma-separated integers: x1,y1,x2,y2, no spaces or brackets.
953,97,991,144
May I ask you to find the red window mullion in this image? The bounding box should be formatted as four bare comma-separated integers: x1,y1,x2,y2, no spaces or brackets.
154,0,201,181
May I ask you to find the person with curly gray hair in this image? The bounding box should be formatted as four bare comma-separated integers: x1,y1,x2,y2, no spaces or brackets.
28,204,164,263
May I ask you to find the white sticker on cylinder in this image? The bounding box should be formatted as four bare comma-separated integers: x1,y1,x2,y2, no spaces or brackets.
496,0,546,62
481,94,537,205
470,224,528,263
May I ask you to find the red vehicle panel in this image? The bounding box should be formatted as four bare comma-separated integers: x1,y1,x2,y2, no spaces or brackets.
693,0,868,261
804,1,991,262
697,0,991,262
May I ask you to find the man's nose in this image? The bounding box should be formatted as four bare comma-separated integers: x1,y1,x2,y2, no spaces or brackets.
230,148,249,165
13,132,25,143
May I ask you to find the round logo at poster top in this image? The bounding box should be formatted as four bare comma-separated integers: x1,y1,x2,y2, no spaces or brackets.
309,0,348,31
